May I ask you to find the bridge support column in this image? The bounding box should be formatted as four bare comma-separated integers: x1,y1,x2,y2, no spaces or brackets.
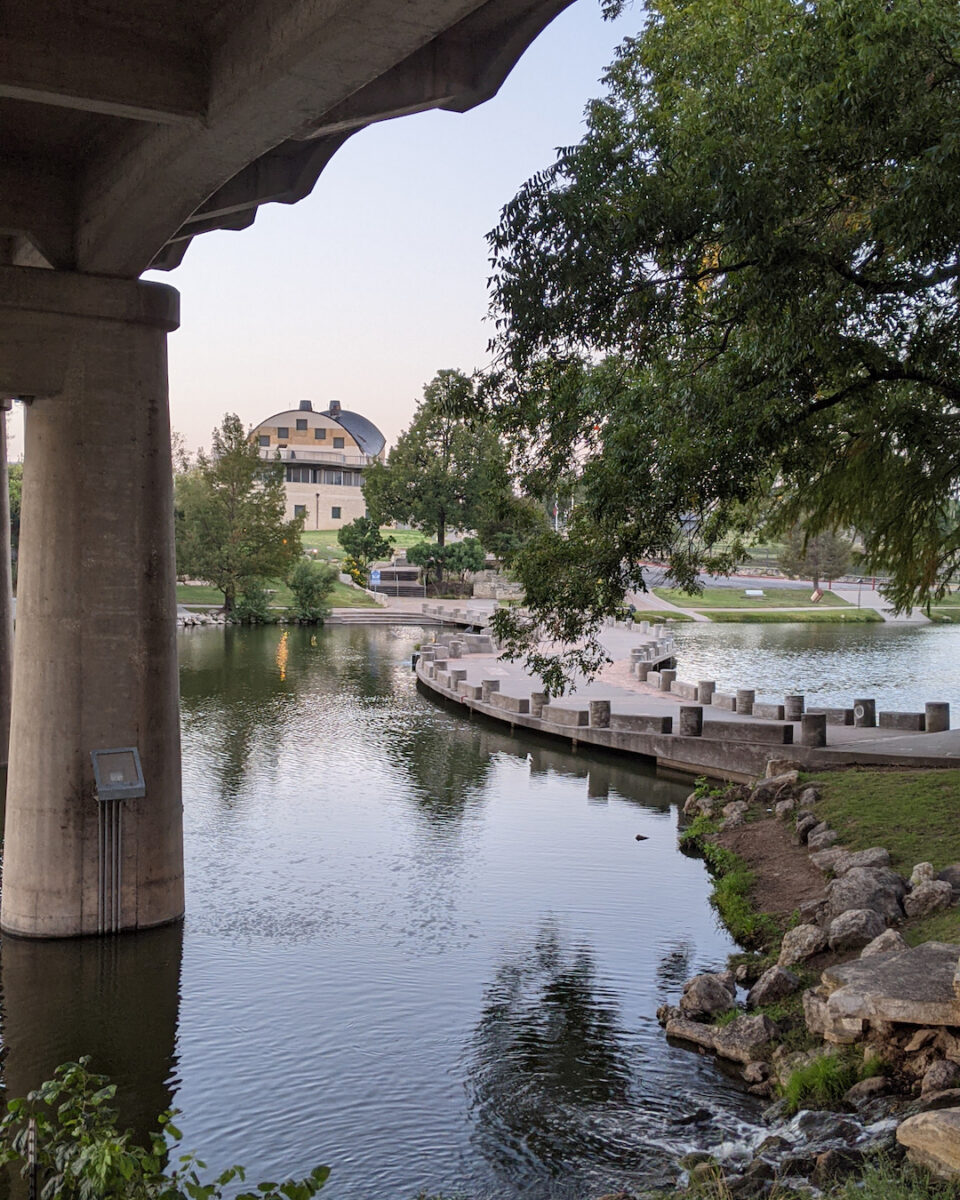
0,267,183,937
0,400,12,770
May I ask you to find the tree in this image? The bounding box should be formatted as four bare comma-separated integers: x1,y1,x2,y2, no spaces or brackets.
7,462,21,560
445,537,486,584
778,528,854,593
363,369,515,548
289,558,338,621
336,516,394,569
176,414,303,613
486,0,960,674
406,540,448,587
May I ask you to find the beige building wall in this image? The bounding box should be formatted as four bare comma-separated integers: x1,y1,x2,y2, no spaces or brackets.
249,402,385,530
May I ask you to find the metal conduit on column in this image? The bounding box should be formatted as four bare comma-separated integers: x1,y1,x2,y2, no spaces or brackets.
0,400,13,771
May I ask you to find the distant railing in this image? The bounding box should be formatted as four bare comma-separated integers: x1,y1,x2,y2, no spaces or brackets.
258,447,376,467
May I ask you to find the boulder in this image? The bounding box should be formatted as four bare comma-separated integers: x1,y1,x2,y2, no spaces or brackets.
807,825,840,852
860,929,908,958
897,1107,960,1179
680,972,737,1019
803,988,864,1043
713,1014,779,1064
774,798,796,819
820,941,960,1029
938,863,960,897
904,879,954,919
798,785,821,807
743,1061,771,1084
779,923,828,967
844,1076,890,1104
904,1028,939,1053
747,966,799,1008
751,771,798,803
809,847,845,873
923,1060,960,1095
795,813,819,844
915,1089,960,1113
723,800,749,819
823,867,906,923
828,908,886,952
832,847,892,875
765,759,801,779
811,1148,864,1186
665,1015,717,1052
910,862,937,886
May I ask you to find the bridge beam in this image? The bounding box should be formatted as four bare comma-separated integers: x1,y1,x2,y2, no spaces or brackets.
0,266,183,937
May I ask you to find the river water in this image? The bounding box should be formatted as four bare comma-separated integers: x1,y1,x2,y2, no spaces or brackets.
2,620,954,1198
0,625,753,1200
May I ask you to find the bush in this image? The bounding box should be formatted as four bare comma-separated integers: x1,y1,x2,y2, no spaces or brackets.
231,581,271,624
781,1049,881,1114
289,559,337,622
0,1058,329,1200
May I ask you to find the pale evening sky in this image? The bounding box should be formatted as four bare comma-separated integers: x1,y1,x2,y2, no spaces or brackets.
5,1,632,459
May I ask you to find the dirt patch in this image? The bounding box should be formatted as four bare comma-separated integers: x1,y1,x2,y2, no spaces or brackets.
716,817,825,920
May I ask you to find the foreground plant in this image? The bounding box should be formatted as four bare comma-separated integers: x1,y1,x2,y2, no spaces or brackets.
0,1059,329,1200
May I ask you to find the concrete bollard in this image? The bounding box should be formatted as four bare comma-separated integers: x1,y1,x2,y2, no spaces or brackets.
659,668,677,692
448,641,462,659
697,680,716,705
853,698,876,728
636,662,651,682
800,712,827,747
784,694,804,722
481,679,500,703
925,702,950,733
589,700,611,728
736,689,756,716
639,621,650,634
530,692,548,718
679,706,704,737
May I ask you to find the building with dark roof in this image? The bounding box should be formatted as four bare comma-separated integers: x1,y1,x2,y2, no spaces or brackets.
250,400,386,529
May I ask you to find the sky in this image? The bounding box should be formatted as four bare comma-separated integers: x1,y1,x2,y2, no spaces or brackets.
5,0,634,460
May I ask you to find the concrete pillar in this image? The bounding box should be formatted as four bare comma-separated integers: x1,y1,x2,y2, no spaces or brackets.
636,662,651,682
925,702,950,733
481,679,500,702
0,267,183,938
530,692,547,718
736,689,756,716
853,698,876,728
679,706,703,737
659,668,676,692
0,401,12,769
784,694,805,722
697,680,716,705
800,713,827,747
589,700,610,728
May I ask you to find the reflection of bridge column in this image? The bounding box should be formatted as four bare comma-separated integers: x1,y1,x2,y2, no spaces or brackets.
0,267,183,937
0,925,183,1141
0,399,12,770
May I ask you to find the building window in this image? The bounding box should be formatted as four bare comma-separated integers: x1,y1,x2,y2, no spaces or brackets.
294,504,306,517
333,436,344,449
314,428,326,440
331,507,341,519
258,435,270,447
277,426,289,438
296,418,307,431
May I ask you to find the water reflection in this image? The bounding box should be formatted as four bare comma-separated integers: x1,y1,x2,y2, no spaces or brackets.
0,923,182,1139
468,922,634,1184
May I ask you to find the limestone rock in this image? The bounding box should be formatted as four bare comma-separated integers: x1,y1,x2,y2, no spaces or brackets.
795,813,819,844
832,847,891,875
723,799,749,819
747,966,800,1008
860,929,908,958
904,879,954,919
765,759,801,779
917,1089,960,1113
821,941,960,1029
807,825,839,852
844,1076,890,1104
751,771,798,803
904,1028,939,1053
743,1061,771,1084
829,908,886,952
923,1060,960,1095
937,863,960,897
779,923,828,967
665,1015,717,1052
682,792,701,816
802,988,864,1044
811,1147,864,1185
809,847,844,873
774,798,796,819
910,862,937,886
823,867,906,923
798,785,821,807
713,1014,779,1064
681,972,737,1019
897,1107,960,1178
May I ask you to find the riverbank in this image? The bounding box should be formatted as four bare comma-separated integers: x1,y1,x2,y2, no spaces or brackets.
655,766,960,1196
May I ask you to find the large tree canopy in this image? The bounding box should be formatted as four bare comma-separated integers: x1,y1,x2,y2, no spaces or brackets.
487,0,960,668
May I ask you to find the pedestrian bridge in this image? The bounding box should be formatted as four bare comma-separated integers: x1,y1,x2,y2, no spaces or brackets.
0,0,573,937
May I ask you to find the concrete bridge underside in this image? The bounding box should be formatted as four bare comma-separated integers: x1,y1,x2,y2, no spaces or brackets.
0,0,574,937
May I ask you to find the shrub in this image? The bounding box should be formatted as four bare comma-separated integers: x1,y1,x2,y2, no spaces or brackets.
289,559,338,622
781,1049,868,1114
232,581,271,623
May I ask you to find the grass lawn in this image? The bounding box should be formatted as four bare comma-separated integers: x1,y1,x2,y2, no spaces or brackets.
300,527,428,562
175,578,380,610
630,609,696,623
811,768,960,943
654,585,849,609
708,609,882,623
930,608,960,624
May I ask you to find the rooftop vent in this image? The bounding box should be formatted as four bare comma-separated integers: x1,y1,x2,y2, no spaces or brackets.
329,400,341,416
298,400,313,412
